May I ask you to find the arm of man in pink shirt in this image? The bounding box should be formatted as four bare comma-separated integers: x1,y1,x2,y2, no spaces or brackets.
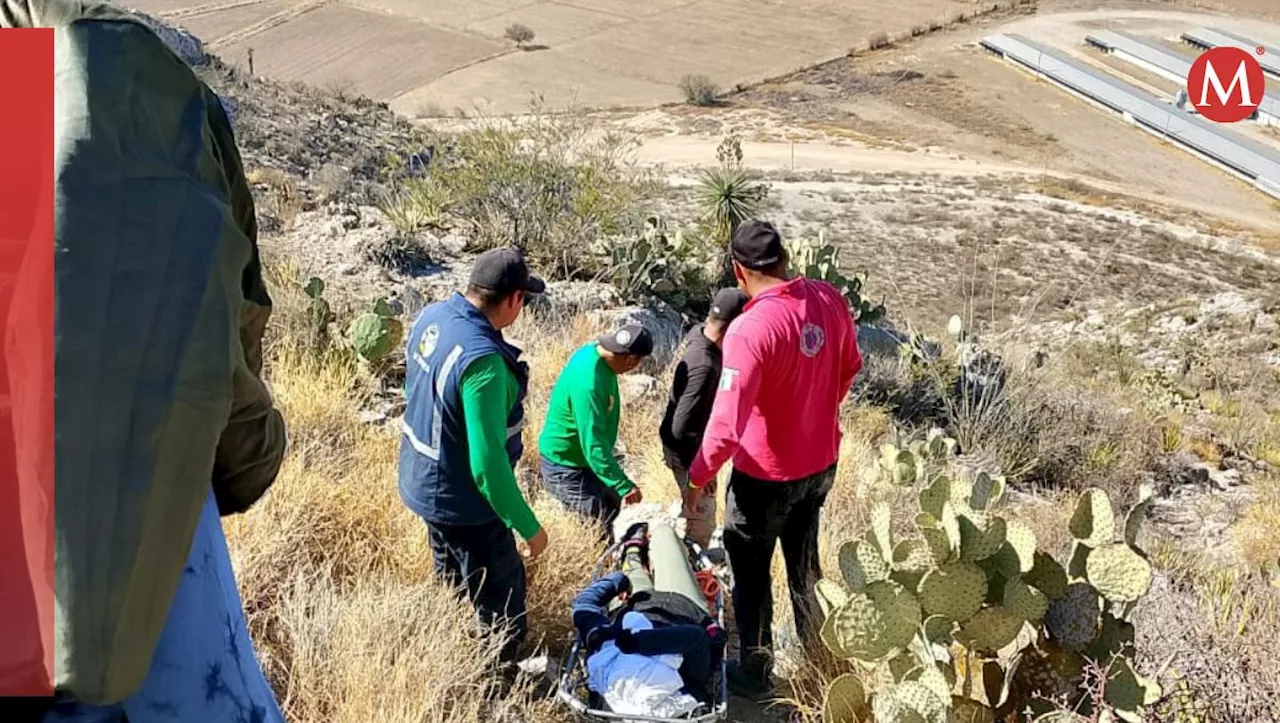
687,322,765,488
838,316,864,401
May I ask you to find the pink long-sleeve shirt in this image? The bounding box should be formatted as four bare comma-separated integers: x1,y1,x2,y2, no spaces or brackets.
688,277,862,487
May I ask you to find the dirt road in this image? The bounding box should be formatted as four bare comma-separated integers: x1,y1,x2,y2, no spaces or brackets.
633,134,1280,234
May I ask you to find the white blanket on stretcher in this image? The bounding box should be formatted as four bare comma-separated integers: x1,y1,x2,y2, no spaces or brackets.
586,612,701,718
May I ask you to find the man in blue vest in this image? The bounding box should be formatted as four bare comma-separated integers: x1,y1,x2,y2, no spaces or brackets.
399,247,548,664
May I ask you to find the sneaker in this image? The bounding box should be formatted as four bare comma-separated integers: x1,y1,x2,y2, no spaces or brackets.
726,659,776,702
619,521,649,567
619,521,648,549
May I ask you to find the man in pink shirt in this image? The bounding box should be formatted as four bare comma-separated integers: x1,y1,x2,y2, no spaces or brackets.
683,220,862,700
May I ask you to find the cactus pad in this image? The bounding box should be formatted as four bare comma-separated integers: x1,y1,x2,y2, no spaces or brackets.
918,477,950,520
1011,642,1086,710
1044,583,1100,650
1069,488,1114,548
821,582,921,663
941,503,962,554
920,562,988,622
953,699,997,723
822,674,869,723
908,664,952,704
959,606,1024,653
1003,577,1049,622
958,510,1007,562
1087,612,1136,662
1025,552,1069,599
1085,543,1153,603
894,450,921,486
1104,656,1163,721
816,578,849,618
1003,519,1037,573
1067,541,1091,581
922,615,955,645
970,472,1006,511
893,539,934,573
980,543,1023,581
870,502,894,560
927,430,957,459
840,540,890,592
351,311,401,362
917,511,957,565
871,680,948,723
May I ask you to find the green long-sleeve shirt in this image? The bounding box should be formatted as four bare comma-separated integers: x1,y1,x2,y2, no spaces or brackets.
538,344,635,496
460,354,541,540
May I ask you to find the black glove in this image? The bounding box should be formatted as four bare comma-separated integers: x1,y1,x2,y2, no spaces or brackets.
615,629,640,655
586,622,622,651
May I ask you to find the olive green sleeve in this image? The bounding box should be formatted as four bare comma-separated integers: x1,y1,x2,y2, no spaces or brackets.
207,83,287,517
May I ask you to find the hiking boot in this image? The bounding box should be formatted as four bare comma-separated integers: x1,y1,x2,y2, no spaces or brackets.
726,659,776,702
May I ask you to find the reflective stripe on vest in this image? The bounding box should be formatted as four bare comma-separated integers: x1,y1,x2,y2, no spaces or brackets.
403,343,464,460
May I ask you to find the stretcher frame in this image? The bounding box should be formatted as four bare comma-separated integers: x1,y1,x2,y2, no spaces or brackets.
555,537,729,723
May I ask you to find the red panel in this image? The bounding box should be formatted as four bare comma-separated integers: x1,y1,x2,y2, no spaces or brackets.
0,27,55,699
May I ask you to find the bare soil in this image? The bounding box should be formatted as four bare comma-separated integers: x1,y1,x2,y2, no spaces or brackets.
733,6,1280,239
129,0,991,113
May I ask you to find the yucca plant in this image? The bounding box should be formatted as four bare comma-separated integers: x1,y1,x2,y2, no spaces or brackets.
695,165,768,241
696,151,768,284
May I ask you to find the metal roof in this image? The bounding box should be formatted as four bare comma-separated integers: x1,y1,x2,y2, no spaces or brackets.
1181,27,1280,78
1087,29,1280,121
981,33,1280,199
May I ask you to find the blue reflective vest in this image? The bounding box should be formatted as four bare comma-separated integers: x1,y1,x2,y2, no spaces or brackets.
398,293,529,526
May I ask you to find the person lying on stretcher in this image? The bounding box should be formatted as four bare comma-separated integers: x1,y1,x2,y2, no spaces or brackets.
571,522,727,717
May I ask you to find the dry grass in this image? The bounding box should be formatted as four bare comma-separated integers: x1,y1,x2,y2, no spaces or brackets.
1234,472,1280,574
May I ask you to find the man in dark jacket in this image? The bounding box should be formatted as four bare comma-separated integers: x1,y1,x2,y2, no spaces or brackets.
658,289,748,548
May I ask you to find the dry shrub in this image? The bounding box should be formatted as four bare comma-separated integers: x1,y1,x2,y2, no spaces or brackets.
679,74,719,106
1234,472,1280,573
1141,543,1280,722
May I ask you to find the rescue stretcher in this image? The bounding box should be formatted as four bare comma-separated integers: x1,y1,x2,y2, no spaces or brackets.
555,537,730,722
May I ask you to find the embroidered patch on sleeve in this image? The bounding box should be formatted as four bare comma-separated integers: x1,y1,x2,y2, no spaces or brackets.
718,367,740,391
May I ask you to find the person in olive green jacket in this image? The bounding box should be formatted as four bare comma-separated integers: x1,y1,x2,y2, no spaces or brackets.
538,325,653,540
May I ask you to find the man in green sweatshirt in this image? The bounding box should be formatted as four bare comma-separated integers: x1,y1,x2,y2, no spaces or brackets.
538,325,654,540
399,248,547,664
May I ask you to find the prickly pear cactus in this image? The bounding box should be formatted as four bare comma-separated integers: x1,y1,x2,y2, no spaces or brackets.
814,431,1161,723
785,232,887,324
350,298,403,363
304,276,336,350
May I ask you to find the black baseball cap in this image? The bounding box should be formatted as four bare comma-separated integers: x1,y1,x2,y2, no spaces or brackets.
469,247,546,295
707,288,748,321
731,220,785,270
599,324,654,357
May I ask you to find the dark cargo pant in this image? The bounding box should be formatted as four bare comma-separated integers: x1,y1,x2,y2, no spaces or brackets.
427,517,527,663
723,464,836,677
540,455,620,542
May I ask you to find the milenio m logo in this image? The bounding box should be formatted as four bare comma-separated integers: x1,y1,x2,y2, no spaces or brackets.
1187,45,1267,123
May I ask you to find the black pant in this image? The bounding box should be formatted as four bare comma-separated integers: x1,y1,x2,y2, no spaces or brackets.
540,455,620,542
427,517,527,663
723,464,836,676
